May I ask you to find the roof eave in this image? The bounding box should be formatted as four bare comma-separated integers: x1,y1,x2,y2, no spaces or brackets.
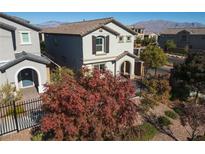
0,13,41,31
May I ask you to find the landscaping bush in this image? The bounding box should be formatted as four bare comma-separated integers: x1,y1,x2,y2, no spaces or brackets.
194,135,205,141
138,122,158,141
173,107,184,116
158,116,171,127
122,122,157,141
6,106,24,116
31,132,44,141
164,110,177,119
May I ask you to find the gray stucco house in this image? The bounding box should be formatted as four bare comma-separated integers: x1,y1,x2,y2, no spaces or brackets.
0,13,50,93
42,17,144,78
159,28,205,52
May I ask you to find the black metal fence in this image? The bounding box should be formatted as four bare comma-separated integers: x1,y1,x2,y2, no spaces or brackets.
0,98,43,136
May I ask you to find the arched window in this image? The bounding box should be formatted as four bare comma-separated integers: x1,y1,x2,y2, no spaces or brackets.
96,36,105,53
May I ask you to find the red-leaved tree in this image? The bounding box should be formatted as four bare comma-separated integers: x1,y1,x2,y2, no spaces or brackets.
40,68,139,140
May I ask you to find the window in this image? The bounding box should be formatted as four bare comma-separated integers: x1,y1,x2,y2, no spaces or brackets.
119,36,124,43
20,31,31,44
181,35,187,42
94,63,106,71
134,48,140,56
126,36,131,42
96,36,105,53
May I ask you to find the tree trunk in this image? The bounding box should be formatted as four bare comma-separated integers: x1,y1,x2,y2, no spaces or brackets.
195,90,199,104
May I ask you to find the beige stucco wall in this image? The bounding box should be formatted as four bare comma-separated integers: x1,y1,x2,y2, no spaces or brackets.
0,17,41,57
0,60,48,93
0,28,15,61
83,21,135,63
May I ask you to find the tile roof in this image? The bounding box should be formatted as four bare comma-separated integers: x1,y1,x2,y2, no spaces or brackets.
128,25,145,29
115,51,140,61
0,52,50,72
42,17,136,36
0,13,41,31
160,28,205,35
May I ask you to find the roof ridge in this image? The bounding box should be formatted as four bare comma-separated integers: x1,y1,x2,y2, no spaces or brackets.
167,27,205,29
61,17,113,26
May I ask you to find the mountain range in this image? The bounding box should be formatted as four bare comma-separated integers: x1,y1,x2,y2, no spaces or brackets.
131,20,205,34
36,20,205,34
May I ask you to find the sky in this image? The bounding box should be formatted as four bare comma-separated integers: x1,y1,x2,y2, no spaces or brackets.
6,12,205,25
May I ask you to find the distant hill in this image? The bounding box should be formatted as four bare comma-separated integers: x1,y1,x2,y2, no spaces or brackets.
131,20,205,34
35,21,67,28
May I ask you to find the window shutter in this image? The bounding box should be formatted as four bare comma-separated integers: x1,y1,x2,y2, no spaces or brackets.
105,36,109,53
92,36,96,54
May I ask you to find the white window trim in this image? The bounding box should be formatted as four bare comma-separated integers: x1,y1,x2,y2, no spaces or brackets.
119,36,124,43
93,63,106,71
20,31,32,45
126,35,132,42
96,36,105,54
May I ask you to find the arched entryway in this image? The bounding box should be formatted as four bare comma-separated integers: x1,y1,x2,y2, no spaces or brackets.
120,61,131,78
17,68,39,92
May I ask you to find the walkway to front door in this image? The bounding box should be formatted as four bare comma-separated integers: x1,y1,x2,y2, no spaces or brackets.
21,87,39,101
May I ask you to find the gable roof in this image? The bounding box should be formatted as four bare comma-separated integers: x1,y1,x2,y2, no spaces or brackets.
0,13,41,31
115,51,141,61
160,28,205,35
0,52,50,72
42,17,136,36
0,21,16,31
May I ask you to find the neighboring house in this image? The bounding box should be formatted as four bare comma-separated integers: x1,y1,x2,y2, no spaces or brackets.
43,17,144,78
129,25,158,57
129,25,145,40
159,28,205,51
0,13,50,93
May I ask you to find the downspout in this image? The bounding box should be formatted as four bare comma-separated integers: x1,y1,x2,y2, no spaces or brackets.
114,60,116,77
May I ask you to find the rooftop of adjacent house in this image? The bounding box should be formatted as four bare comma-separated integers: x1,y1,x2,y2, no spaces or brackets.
0,13,41,31
0,52,50,72
128,25,145,29
160,27,205,35
42,17,136,36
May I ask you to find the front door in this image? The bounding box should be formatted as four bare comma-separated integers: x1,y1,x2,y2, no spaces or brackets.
21,69,34,87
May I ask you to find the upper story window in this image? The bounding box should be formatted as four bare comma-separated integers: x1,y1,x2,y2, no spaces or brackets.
92,35,109,55
96,36,105,53
20,31,31,44
126,36,131,42
181,35,187,42
119,36,124,43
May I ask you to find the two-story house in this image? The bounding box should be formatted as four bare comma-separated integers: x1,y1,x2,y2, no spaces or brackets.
0,13,50,93
43,17,144,78
159,28,205,52
129,25,158,57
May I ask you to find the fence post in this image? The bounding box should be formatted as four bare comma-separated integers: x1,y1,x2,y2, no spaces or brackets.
13,101,19,132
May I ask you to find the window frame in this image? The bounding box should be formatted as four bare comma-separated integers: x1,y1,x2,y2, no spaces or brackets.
95,36,105,54
93,63,106,71
20,31,32,45
119,36,124,43
126,36,131,42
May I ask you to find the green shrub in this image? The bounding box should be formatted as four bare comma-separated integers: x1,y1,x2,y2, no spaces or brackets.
31,132,44,141
138,123,158,141
123,122,157,141
164,110,177,119
6,106,24,116
173,107,184,116
158,116,171,127
135,91,141,97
